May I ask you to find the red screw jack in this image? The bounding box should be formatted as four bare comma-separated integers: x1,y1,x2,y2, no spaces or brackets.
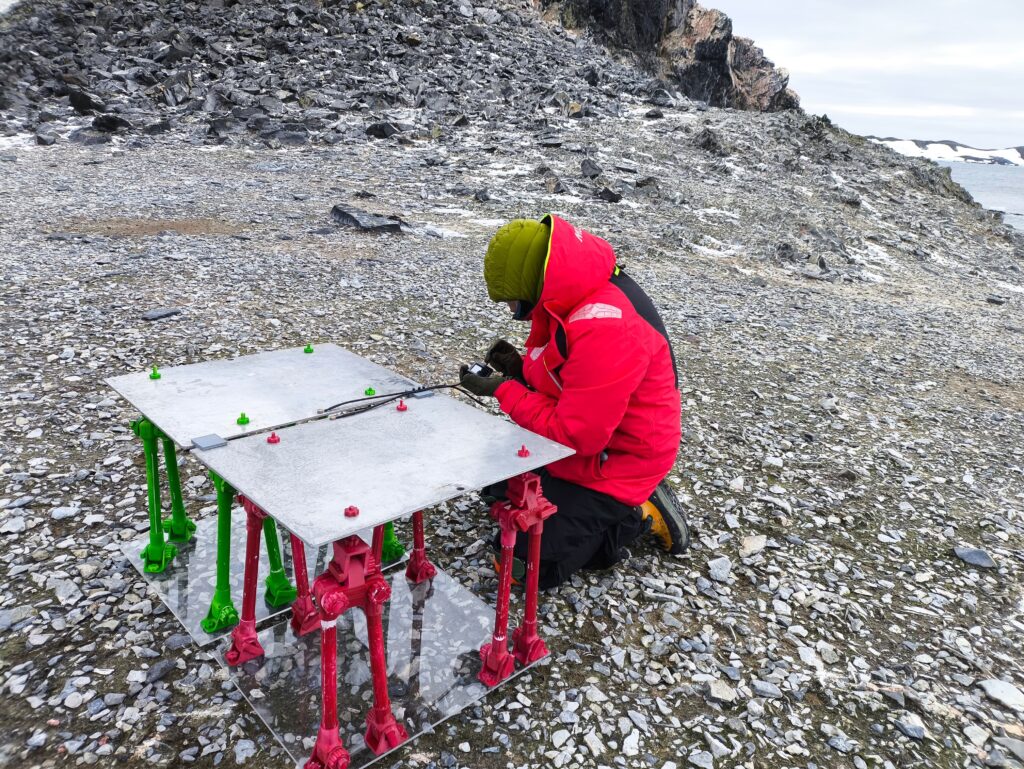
517,444,530,458
344,506,360,518
396,399,407,412
267,432,280,444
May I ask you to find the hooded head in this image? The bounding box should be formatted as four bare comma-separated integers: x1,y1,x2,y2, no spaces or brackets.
483,218,551,305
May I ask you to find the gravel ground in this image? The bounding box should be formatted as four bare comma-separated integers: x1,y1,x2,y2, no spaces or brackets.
2,65,1024,769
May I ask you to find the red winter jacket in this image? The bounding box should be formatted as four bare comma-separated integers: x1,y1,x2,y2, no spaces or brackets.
495,214,682,506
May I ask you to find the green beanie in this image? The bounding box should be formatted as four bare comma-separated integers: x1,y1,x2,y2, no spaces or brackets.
483,218,551,304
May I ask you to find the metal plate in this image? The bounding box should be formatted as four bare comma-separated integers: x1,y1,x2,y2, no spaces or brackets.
225,568,544,769
120,511,405,646
106,344,416,448
193,393,574,547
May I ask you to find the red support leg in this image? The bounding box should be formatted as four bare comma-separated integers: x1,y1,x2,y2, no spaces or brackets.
512,520,549,665
306,536,407,767
305,587,350,769
363,578,408,754
479,521,516,686
405,510,436,584
290,534,320,637
370,524,384,573
225,498,267,666
481,472,558,685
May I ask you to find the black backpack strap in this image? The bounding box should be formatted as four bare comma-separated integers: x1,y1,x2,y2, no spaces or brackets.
550,268,678,388
610,268,679,387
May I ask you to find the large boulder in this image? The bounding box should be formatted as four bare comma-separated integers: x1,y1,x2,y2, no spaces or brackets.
544,0,800,111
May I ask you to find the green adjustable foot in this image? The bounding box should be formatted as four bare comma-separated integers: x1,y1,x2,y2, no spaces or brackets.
141,540,177,574
381,521,405,565
262,517,297,607
201,472,239,633
264,570,297,607
161,434,196,543
201,589,240,633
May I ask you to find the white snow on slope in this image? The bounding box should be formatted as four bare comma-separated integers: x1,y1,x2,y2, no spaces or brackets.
872,138,1024,166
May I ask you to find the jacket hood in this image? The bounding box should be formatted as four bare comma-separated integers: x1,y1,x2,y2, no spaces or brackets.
537,214,617,318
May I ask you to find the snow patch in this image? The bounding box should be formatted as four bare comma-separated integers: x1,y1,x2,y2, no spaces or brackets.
873,138,1024,167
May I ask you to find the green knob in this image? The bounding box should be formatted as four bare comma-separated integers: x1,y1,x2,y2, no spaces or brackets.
304,344,314,354
149,365,161,380
364,387,376,396
237,412,250,425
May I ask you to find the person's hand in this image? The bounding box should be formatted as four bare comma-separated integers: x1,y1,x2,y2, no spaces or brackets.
485,339,524,380
459,364,506,398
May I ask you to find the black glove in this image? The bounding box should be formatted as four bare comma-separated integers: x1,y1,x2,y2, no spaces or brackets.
485,339,524,380
459,364,506,398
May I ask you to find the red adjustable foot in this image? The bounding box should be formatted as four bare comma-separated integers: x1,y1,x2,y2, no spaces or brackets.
290,535,320,637
364,705,409,755
304,724,350,769
512,624,549,665
405,551,436,583
479,640,515,686
225,619,264,666
405,510,436,583
291,594,320,637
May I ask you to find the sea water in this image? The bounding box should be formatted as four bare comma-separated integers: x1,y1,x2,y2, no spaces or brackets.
941,161,1024,232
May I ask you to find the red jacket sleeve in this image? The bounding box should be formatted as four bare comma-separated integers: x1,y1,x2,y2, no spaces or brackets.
495,319,649,456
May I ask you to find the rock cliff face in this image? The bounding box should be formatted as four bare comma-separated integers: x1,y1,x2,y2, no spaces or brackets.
542,0,799,111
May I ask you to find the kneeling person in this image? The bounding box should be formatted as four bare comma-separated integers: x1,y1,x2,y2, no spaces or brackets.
460,214,688,589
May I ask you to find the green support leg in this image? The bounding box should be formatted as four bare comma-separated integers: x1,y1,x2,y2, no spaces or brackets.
132,418,177,573
262,517,297,607
161,434,196,543
201,472,240,634
381,520,405,565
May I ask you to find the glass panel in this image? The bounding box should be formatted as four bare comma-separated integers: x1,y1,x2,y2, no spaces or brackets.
223,569,543,769
122,512,405,647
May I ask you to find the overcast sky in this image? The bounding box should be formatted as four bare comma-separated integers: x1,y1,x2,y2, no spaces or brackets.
723,0,1023,148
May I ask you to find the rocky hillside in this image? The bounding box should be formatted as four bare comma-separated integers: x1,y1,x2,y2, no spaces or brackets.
0,0,687,148
541,0,799,111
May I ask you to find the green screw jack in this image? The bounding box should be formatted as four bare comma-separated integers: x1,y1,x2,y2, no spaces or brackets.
149,365,161,380
237,412,250,426
201,472,240,634
381,521,406,565
303,344,314,354
364,387,376,396
262,518,297,607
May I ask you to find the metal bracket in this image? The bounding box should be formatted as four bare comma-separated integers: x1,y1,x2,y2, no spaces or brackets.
192,434,228,450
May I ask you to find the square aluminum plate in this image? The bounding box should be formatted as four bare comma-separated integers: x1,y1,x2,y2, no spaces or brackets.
106,344,416,447
193,392,573,547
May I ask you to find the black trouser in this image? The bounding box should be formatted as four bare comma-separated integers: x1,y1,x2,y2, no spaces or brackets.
487,468,645,590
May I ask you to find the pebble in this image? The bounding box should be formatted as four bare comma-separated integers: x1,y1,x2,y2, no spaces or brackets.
979,680,1024,711
707,556,732,582
953,545,997,569
233,739,256,764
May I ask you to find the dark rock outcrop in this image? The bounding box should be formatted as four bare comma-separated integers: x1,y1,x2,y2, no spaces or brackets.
543,0,799,111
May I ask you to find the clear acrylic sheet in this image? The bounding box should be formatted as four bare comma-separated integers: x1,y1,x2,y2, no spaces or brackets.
223,569,543,769
122,511,404,646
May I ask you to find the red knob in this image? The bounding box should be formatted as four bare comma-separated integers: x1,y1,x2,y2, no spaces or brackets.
344,505,359,518
517,444,530,458
267,432,280,444
396,399,408,412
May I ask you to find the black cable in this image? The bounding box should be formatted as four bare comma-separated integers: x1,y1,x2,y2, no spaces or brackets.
453,387,492,408
320,383,453,414
323,383,499,419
